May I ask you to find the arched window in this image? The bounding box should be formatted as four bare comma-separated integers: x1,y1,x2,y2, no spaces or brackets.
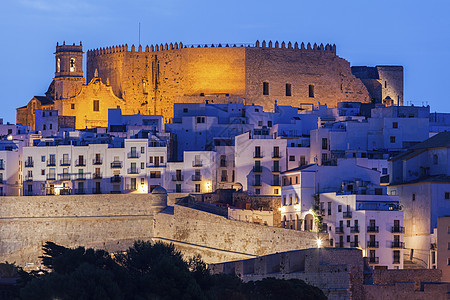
70,58,76,72
57,58,60,73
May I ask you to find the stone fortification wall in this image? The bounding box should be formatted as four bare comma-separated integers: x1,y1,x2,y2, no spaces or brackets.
0,194,155,266
153,205,326,263
87,41,370,120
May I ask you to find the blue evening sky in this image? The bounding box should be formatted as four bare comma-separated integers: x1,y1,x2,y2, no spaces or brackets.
1,0,449,123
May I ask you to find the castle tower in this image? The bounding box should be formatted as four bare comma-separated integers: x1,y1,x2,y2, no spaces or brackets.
53,42,84,100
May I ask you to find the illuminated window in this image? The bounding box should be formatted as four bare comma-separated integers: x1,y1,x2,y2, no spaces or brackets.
93,100,99,112
286,83,292,96
263,82,269,95
70,58,76,72
57,58,60,73
309,85,314,98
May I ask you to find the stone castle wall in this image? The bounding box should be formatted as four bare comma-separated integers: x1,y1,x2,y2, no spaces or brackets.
0,194,323,267
153,205,326,263
86,42,371,121
0,194,155,266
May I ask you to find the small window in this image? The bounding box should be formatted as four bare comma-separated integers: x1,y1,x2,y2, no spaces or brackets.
141,178,145,185
433,155,438,165
41,156,45,162
183,108,188,113
309,85,314,98
255,188,260,195
412,193,416,201
382,168,388,175
258,121,262,126
141,162,145,169
49,124,52,129
263,82,269,95
390,136,396,143
41,169,45,175
393,122,398,128
347,235,350,242
286,83,292,96
289,155,295,161
274,189,278,195
347,220,350,227
338,205,342,212
140,147,145,153
255,108,259,112
322,138,328,150
445,192,450,200
43,124,46,130
71,104,75,109
93,100,99,112
196,117,205,123
268,121,272,127
385,81,387,88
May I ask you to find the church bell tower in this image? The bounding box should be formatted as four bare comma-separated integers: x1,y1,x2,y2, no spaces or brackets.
53,41,84,100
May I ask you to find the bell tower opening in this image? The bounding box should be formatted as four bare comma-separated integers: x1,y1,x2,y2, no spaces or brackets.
70,58,76,72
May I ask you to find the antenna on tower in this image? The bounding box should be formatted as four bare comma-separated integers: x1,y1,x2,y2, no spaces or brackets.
138,22,141,46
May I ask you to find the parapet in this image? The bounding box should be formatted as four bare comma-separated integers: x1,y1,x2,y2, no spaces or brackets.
56,41,83,53
86,40,337,57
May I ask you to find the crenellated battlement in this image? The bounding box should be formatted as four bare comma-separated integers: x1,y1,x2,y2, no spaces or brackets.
86,40,336,57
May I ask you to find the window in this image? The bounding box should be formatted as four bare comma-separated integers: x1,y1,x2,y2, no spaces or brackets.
393,251,400,264
57,58,60,72
412,193,416,201
321,153,327,163
286,83,292,96
445,192,450,200
309,85,314,98
322,138,328,150
263,82,269,95
71,104,75,109
338,205,342,212
255,188,260,195
289,155,295,161
195,184,201,193
70,58,75,72
183,108,188,113
433,154,438,165
41,169,45,175
382,168,388,175
258,121,262,126
390,136,395,143
176,184,181,193
141,178,145,185
347,235,350,242
92,100,100,112
384,81,387,88
393,122,398,128
141,162,145,169
268,121,272,127
130,178,136,190
254,146,261,158
448,258,450,266
274,189,278,195
43,124,46,130
196,117,205,123
143,81,148,94
347,220,350,227
221,170,227,182
327,202,331,215
49,124,52,129
140,147,145,153
300,156,306,166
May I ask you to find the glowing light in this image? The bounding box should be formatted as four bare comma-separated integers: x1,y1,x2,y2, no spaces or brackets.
139,184,147,193
7,135,12,140
316,239,322,248
205,181,212,192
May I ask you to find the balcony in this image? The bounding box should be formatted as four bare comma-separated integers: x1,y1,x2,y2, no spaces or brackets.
92,188,102,194
192,160,203,167
110,176,122,183
25,161,34,168
46,174,56,180
253,151,263,158
128,168,139,174
147,163,165,168
367,241,379,248
253,166,262,173
75,159,86,167
24,175,33,181
58,173,71,181
93,173,102,179
220,160,227,167
350,241,359,248
391,226,405,233
368,257,379,264
74,174,88,180
343,211,352,218
391,241,405,249
335,242,344,248
192,175,202,181
111,161,123,168
367,226,379,233
335,226,345,234
60,159,71,166
127,152,140,159
74,188,85,195
350,226,359,233
272,166,280,173
47,160,56,167
271,180,280,186
272,152,281,159
172,175,184,181
93,158,103,165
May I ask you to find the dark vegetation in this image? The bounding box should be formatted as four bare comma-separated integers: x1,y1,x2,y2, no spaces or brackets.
7,241,326,300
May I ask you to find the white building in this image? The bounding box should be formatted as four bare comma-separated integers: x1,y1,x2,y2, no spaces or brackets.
0,141,22,196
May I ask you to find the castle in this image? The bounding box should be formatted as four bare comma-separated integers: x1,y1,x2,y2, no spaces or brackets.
16,41,403,129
